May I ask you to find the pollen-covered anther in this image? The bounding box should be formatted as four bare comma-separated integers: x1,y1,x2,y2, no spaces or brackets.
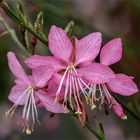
91,104,96,110
75,111,82,115
26,129,32,135
5,108,15,117
121,115,127,120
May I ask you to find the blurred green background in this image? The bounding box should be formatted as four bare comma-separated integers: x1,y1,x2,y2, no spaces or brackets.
0,0,140,139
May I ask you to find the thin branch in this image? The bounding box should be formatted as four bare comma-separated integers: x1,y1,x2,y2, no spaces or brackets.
0,1,48,46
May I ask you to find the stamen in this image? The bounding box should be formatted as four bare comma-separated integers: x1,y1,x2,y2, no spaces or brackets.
6,86,40,135
69,73,73,110
77,77,89,103
90,84,96,110
74,78,82,104
71,76,82,115
56,67,69,97
5,87,30,117
64,73,70,102
63,73,70,111
99,84,104,109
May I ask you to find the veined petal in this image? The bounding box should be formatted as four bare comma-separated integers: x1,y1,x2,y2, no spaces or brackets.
48,25,73,63
75,32,102,65
32,66,53,88
77,63,114,83
100,38,122,66
7,52,30,85
25,55,65,71
8,85,27,105
107,74,138,96
36,90,69,113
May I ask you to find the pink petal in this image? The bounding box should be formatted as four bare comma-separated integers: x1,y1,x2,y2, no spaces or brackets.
25,55,65,71
100,38,122,66
47,74,65,100
15,75,34,86
36,90,69,113
32,66,53,88
48,25,73,63
8,85,27,105
107,74,138,96
77,63,114,84
78,61,92,68
7,52,30,85
75,32,102,65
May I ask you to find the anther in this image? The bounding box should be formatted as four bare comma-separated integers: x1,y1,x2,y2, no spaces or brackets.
121,115,127,120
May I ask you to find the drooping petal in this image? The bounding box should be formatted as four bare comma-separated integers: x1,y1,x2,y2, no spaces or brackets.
75,32,102,65
25,55,65,71
7,52,30,85
100,38,122,66
107,74,138,96
32,66,53,88
8,85,27,105
48,25,73,63
36,90,69,113
77,63,114,84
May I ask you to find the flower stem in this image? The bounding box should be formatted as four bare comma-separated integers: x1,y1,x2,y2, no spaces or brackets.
85,122,105,140
0,1,48,46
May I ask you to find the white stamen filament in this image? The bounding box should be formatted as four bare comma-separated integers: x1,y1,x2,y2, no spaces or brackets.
6,86,39,135
89,83,115,110
55,65,89,112
74,78,82,104
64,73,70,102
56,67,69,97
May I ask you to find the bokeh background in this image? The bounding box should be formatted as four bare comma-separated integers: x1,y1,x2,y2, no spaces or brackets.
0,0,140,139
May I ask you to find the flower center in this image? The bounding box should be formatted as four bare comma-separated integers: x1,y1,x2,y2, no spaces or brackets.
55,65,89,114
5,85,40,135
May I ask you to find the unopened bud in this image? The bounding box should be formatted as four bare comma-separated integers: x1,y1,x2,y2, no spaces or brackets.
112,102,127,120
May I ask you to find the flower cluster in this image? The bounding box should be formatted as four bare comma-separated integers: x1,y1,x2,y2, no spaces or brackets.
6,25,138,134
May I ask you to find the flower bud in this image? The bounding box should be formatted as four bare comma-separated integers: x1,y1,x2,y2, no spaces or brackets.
112,102,127,120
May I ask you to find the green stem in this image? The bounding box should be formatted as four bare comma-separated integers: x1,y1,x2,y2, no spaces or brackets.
0,14,30,56
68,104,105,140
0,2,48,46
85,123,105,140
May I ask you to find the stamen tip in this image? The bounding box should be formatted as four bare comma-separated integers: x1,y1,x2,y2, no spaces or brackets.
121,115,127,120
26,129,32,135
75,111,82,115
91,105,96,110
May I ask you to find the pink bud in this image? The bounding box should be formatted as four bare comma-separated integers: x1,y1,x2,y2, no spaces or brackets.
112,102,127,120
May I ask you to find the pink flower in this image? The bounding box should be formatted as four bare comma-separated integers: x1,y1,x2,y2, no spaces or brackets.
6,52,68,134
25,25,114,114
77,38,138,119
